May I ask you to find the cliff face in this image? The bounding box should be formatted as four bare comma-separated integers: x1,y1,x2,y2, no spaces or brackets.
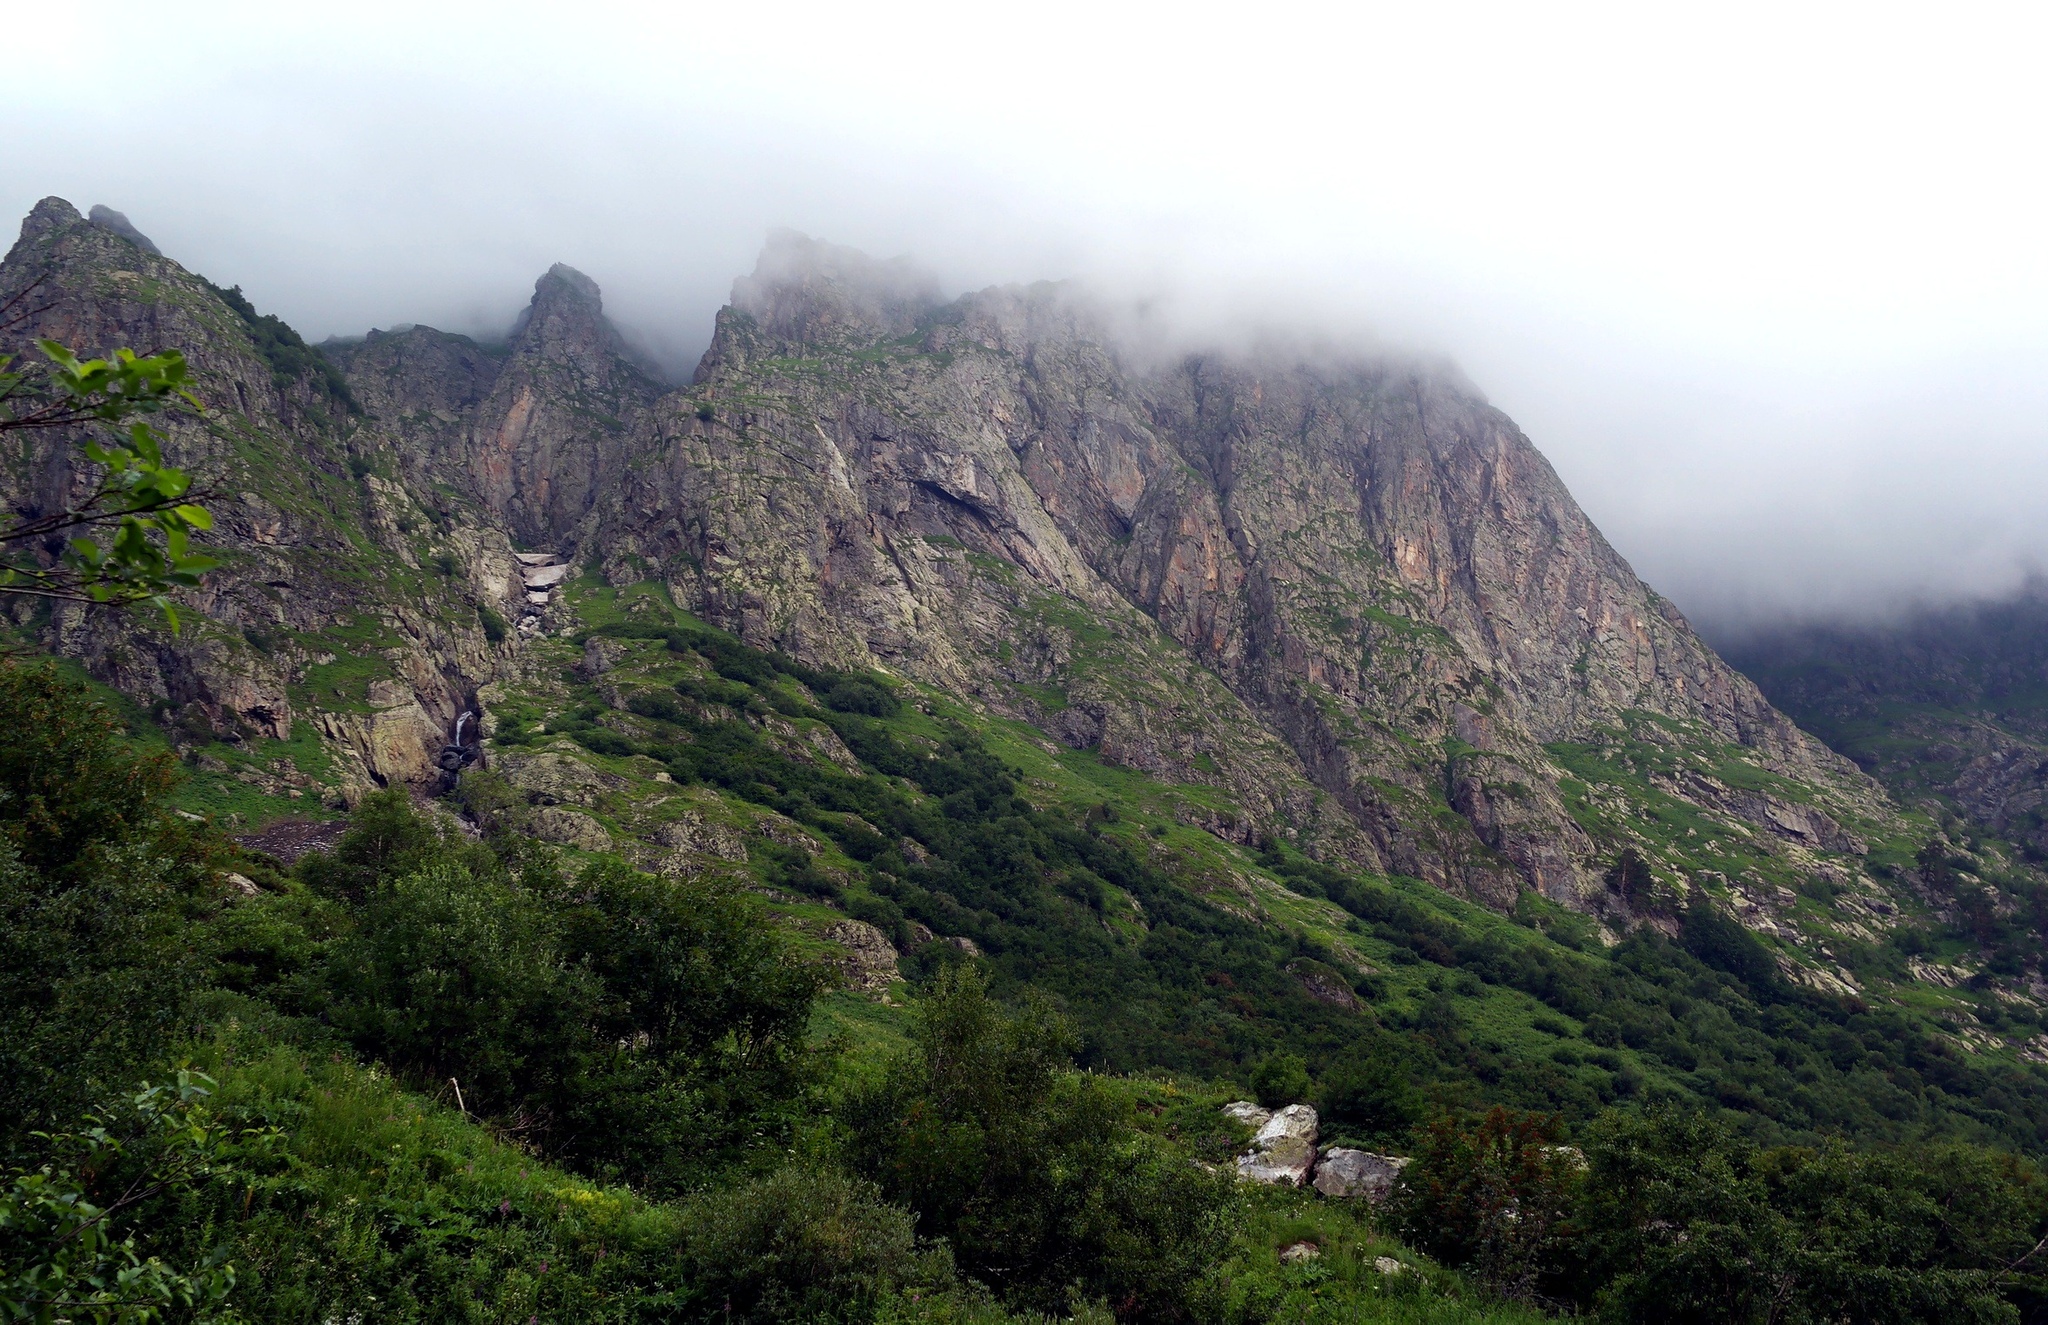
1,209,1888,926
0,199,517,793
568,236,1876,912
326,264,662,547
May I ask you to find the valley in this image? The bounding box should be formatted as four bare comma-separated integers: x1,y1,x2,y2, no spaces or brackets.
8,195,2048,1321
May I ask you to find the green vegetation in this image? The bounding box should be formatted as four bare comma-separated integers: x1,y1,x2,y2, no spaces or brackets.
0,336,217,622
1392,1105,2048,1320
199,279,358,416
13,590,2048,1321
476,601,2048,1154
0,664,1545,1322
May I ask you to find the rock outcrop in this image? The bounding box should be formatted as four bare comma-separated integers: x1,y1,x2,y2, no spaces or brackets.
1236,1103,1320,1186
1311,1148,1409,1202
1225,1101,1408,1199
563,236,1882,916
0,198,500,788
824,919,901,995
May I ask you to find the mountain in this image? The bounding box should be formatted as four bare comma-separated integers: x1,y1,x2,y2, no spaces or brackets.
8,197,2048,1142
1729,586,2048,862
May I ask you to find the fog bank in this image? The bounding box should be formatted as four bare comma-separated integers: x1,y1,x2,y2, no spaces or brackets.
8,0,2047,634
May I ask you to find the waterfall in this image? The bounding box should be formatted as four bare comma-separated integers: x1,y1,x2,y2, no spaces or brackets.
454,710,474,744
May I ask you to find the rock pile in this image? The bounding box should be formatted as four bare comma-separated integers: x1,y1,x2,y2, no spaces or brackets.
1225,1101,1409,1201
516,551,567,634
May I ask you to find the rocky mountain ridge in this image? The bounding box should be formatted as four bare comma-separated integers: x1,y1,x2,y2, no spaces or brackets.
0,200,1908,957
578,234,1883,914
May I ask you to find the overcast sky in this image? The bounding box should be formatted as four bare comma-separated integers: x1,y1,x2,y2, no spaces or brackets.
8,0,2047,637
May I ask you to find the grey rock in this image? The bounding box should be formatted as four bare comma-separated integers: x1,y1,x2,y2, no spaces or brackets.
581,635,629,676
824,919,899,996
0,201,1910,956
1312,1148,1409,1202
528,806,611,851
495,751,621,807
649,813,750,861
1221,1100,1273,1131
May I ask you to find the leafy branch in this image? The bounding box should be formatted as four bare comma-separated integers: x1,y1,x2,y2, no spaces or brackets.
0,1070,275,1323
0,285,218,628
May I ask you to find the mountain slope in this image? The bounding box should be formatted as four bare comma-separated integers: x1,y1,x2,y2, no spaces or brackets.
18,199,2048,1123
1727,588,2048,857
552,235,1889,922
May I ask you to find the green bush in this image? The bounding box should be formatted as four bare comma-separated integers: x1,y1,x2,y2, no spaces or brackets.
0,664,224,1144
1249,1051,1311,1108
1391,1108,1582,1303
0,1071,261,1323
478,602,509,643
677,1164,952,1322
1569,1108,2048,1323
846,968,1241,1321
1316,1039,1423,1144
324,856,601,1117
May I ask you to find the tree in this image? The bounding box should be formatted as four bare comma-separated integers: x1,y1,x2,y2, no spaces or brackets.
844,968,1240,1321
0,664,224,1140
1570,1108,2048,1323
1390,1106,1584,1304
0,288,216,624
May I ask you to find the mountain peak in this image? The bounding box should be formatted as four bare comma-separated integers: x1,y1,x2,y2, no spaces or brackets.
535,262,601,310
508,261,611,350
14,196,81,249
730,230,943,343
87,205,160,256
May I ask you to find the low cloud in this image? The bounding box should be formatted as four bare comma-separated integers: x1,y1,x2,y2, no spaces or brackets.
6,1,2046,636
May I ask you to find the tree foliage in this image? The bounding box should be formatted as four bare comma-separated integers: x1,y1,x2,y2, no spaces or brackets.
0,310,216,623
0,664,222,1136
845,967,1242,1321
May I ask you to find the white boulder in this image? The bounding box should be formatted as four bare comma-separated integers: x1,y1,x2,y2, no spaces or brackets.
1236,1103,1319,1186
1221,1100,1273,1130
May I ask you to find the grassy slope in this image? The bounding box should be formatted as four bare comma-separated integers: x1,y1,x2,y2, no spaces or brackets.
40,558,2048,1153
426,581,2048,1144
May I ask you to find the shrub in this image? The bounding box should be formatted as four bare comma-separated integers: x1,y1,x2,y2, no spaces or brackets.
846,968,1240,1321
1248,1051,1311,1108
1571,1108,2048,1323
0,1071,264,1323
552,859,828,1189
1391,1107,1582,1303
825,677,900,718
478,602,509,643
323,857,600,1117
0,664,224,1142
677,1164,951,1323
1316,1039,1422,1143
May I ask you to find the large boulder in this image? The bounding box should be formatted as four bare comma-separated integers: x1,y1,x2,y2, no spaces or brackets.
1222,1100,1273,1130
528,805,612,851
1237,1104,1319,1186
495,750,621,806
1311,1147,1409,1202
824,919,900,996
650,813,751,861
